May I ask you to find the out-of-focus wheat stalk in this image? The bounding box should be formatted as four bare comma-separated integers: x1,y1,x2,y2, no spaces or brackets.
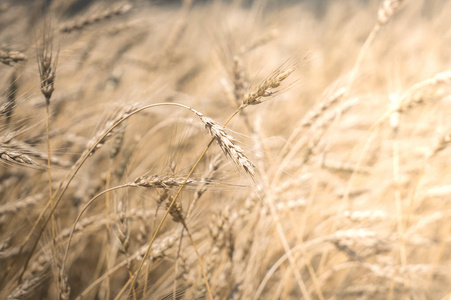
347,0,407,94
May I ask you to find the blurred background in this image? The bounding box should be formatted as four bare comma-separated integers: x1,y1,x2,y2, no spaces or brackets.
1,0,451,299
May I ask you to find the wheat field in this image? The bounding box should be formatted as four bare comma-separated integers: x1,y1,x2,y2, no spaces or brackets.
1,0,451,299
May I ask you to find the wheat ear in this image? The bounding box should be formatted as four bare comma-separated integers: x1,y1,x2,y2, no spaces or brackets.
121,62,296,300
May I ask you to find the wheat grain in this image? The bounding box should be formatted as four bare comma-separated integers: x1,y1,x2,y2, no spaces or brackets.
0,48,26,66
242,67,295,107
1,139,70,167
165,193,185,224
193,110,256,178
60,3,132,33
377,0,406,26
132,174,196,189
0,146,39,166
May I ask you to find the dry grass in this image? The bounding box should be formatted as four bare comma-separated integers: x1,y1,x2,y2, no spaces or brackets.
1,0,451,299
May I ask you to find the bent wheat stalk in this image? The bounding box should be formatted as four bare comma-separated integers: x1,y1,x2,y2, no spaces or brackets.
119,62,297,300
62,173,216,270
11,102,207,288
116,114,239,300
